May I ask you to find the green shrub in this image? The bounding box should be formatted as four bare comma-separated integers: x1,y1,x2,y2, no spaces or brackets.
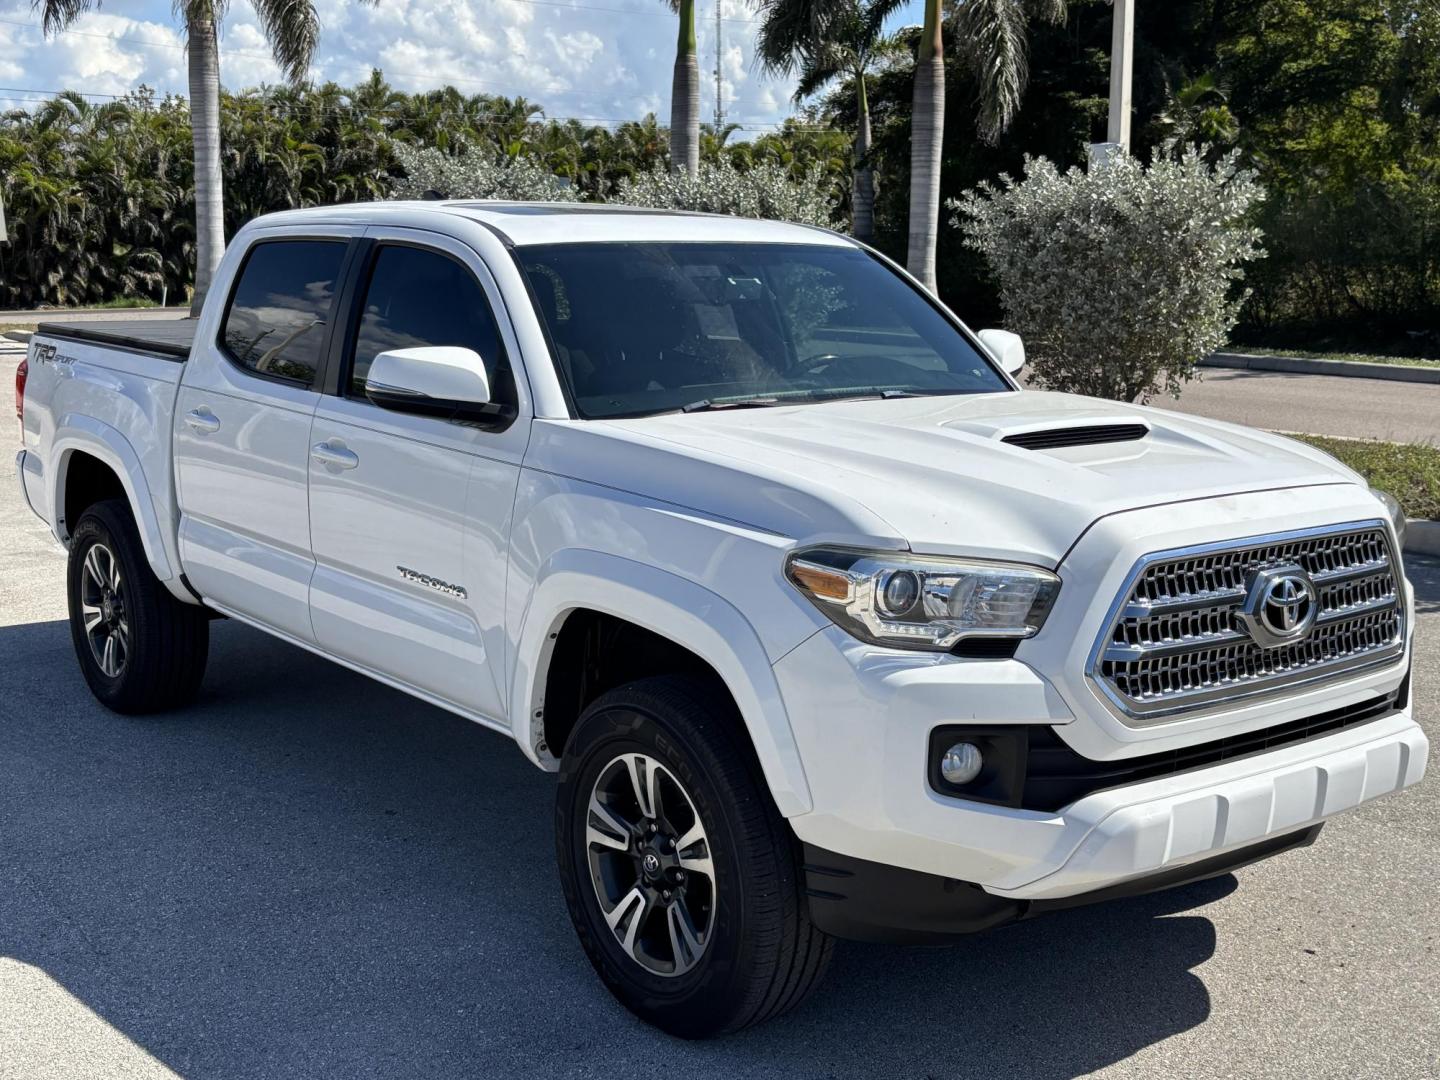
614,159,837,227
389,144,580,202
951,148,1264,402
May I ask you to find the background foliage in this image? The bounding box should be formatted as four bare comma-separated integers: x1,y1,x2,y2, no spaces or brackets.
2,0,1436,357
954,149,1264,401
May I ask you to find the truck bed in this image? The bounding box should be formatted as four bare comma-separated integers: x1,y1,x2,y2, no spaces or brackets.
35,318,197,360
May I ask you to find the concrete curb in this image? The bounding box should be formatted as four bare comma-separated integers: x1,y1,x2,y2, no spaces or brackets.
1405,519,1440,559
1204,351,1440,384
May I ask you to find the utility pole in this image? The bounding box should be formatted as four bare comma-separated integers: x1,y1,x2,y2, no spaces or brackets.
713,0,725,131
1107,0,1134,150
1089,0,1134,166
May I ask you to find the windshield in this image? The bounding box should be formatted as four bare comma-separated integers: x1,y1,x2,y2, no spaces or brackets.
519,242,1010,419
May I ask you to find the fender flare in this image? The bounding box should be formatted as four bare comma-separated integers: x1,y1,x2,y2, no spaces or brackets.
511,549,814,818
50,415,177,587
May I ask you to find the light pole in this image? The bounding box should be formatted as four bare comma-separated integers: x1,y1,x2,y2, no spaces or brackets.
1091,0,1134,166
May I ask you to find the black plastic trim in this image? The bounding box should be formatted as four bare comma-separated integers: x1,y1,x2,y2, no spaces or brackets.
801,825,1323,944
1003,423,1148,450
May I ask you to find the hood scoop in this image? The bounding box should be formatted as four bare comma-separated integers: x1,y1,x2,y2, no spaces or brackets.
1002,422,1150,450
944,414,1152,451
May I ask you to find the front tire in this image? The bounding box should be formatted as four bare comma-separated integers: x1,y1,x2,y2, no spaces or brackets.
555,675,832,1037
67,498,209,714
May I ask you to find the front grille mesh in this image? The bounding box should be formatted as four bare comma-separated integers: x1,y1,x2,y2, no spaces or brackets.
1093,525,1404,721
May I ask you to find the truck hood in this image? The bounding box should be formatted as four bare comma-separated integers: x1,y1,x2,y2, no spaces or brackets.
528,390,1362,566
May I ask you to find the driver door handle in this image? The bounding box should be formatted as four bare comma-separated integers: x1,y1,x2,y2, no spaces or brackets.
311,440,359,470
184,407,221,435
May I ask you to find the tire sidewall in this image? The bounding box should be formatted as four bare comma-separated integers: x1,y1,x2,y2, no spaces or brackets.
556,695,758,1033
67,510,132,702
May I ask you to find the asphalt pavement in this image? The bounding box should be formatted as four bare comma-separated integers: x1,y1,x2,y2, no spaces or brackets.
2,384,1438,1077
1155,368,1440,445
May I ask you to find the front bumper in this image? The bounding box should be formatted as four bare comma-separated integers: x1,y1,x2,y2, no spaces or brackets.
774,624,1426,914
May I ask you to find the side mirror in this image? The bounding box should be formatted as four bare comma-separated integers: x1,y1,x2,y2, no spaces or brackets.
978,329,1026,375
365,346,511,427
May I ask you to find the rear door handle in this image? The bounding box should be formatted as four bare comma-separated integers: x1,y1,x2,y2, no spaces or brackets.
184,407,221,435
311,440,359,470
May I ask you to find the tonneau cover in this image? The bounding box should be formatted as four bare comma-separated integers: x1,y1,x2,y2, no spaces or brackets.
35,318,197,360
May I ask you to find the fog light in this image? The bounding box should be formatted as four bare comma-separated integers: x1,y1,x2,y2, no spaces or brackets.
940,742,984,786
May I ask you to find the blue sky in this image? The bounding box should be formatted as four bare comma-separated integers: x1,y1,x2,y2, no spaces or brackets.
0,0,926,130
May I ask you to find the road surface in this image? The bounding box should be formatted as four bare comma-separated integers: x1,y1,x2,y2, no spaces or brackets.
1156,368,1439,445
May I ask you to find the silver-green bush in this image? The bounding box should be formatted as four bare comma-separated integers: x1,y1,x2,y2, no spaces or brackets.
615,159,837,227
389,143,581,202
951,148,1264,402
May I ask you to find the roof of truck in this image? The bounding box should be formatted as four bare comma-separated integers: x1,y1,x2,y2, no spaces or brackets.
245,201,858,249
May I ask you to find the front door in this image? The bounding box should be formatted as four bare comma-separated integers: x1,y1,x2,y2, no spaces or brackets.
174,233,352,642
306,230,530,724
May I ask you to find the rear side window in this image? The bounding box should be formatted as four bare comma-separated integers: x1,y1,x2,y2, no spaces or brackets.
348,245,512,402
220,240,346,384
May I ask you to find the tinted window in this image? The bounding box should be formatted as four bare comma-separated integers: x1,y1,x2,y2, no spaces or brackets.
220,240,345,384
520,242,1007,419
349,246,510,401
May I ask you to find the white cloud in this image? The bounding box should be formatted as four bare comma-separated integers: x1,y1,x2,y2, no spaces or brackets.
0,0,806,132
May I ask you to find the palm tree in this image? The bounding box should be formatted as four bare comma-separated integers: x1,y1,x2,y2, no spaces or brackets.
906,0,1067,292
756,0,902,244
667,0,700,176
33,0,340,312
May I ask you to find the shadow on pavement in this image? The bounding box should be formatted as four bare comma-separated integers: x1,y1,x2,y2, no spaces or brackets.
0,615,1238,1079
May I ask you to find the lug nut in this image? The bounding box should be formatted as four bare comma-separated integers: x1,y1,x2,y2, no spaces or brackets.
675,870,685,882
662,890,672,901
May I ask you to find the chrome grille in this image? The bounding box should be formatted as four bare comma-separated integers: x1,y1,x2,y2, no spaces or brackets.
1089,522,1405,723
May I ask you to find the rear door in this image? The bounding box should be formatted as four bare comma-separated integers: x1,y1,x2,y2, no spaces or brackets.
306,228,530,723
174,232,354,641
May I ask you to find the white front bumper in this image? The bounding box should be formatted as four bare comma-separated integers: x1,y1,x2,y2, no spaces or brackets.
774,624,1424,900
986,710,1426,900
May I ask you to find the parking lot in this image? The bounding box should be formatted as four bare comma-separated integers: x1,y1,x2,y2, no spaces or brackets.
2,433,1438,1078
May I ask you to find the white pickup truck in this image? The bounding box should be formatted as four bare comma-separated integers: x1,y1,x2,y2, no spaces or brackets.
14,202,1426,1037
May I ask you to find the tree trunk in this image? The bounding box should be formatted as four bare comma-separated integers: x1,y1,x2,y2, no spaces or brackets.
852,73,875,245
669,0,700,177
187,14,224,316
906,0,945,293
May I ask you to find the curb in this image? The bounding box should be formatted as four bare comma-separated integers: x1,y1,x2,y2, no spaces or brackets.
1203,352,1440,384
1405,519,1440,559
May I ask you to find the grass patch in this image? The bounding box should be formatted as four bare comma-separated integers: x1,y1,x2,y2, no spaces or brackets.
1286,434,1440,520
1237,346,1440,369
0,323,36,335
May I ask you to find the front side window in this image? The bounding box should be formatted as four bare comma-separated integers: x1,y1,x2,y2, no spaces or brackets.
220,240,346,384
519,242,1008,419
349,245,511,402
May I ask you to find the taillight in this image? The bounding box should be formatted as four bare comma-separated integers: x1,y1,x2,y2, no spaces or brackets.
14,357,27,424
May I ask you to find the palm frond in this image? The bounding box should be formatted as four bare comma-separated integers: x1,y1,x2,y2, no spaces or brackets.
248,0,322,84
31,0,99,35
952,0,1031,144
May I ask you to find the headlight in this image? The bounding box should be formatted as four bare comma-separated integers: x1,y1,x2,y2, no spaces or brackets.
785,547,1061,651
1372,488,1407,551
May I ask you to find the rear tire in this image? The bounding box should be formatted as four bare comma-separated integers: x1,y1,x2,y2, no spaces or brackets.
555,675,832,1038
67,498,209,714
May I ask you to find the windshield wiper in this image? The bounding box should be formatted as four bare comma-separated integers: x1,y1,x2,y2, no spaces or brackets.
677,386,942,415
680,396,785,413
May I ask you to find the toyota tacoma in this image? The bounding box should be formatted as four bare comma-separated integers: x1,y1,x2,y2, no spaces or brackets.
13,202,1426,1037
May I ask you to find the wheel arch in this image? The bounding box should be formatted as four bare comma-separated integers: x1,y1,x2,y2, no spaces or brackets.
511,549,814,818
49,416,183,596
